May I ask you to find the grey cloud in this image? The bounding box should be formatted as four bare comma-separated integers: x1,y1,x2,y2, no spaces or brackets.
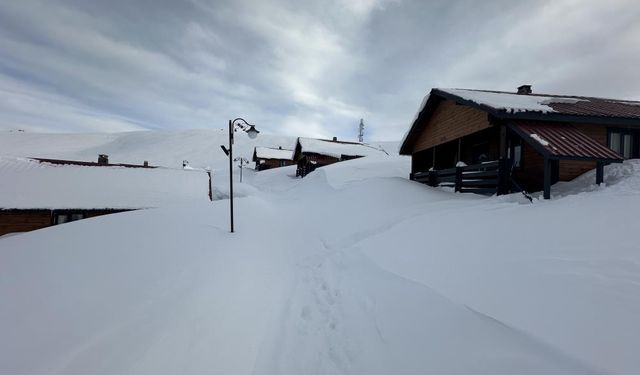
0,0,639,140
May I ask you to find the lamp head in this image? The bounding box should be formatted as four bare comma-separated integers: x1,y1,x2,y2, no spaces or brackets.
245,125,259,139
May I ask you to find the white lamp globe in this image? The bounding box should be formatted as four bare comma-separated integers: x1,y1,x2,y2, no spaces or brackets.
246,125,259,139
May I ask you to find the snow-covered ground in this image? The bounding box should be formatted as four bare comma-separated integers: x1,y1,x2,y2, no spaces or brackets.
1,131,639,375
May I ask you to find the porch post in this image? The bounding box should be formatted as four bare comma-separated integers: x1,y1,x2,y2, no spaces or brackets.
432,146,436,169
499,125,507,159
596,162,604,185
543,157,551,199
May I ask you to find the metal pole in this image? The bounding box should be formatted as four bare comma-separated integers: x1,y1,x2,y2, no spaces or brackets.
239,159,243,183
229,120,234,232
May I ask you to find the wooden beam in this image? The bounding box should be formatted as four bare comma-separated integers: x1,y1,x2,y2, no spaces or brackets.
499,125,507,159
596,162,604,185
432,146,436,169
543,157,551,199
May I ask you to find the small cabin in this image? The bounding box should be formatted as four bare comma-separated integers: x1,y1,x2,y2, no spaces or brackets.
0,155,212,236
293,137,388,177
399,86,640,198
252,146,295,171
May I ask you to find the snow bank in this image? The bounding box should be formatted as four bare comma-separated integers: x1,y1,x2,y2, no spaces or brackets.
1,133,639,375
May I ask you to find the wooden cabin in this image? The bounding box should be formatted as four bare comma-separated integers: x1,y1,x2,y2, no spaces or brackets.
252,146,295,171
399,86,640,198
0,155,212,236
293,137,388,177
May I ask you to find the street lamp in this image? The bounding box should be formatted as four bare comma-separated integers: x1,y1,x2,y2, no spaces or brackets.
220,118,260,233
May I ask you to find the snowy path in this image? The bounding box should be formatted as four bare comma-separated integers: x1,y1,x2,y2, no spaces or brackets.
2,156,640,374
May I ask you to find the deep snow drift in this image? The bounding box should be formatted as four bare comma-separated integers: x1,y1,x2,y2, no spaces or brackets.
1,132,639,375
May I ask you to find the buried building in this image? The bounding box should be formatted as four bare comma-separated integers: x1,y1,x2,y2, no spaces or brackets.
0,155,212,236
293,137,388,177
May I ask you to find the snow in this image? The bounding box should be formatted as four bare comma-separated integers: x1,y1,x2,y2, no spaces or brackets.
0,156,210,209
399,93,430,149
297,137,388,159
1,131,640,375
254,146,294,160
401,90,585,151
440,89,586,113
530,133,550,146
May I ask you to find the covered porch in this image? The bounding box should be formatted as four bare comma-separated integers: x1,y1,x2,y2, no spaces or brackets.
410,121,624,198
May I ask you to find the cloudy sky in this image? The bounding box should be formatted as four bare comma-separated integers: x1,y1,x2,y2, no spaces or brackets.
0,0,639,140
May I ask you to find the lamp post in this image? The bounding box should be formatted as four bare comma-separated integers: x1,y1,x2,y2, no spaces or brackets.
220,118,259,233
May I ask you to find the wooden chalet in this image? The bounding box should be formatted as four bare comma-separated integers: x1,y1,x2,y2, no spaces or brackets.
293,137,388,177
252,146,295,171
0,155,212,236
399,86,640,198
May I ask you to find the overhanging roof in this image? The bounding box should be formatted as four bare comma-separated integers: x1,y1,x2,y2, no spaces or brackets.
509,121,623,162
399,88,640,155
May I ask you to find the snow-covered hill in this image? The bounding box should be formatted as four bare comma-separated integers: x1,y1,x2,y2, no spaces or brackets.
1,132,639,375
0,130,399,171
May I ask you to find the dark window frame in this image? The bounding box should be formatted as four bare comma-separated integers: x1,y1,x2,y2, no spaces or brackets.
52,210,87,225
607,127,640,159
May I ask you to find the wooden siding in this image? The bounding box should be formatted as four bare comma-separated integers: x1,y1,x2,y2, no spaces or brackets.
0,210,51,236
411,99,492,153
0,209,131,236
514,143,545,192
256,158,295,171
299,153,340,166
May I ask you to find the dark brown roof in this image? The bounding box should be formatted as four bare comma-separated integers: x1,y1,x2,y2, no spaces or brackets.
509,121,623,161
400,88,640,155
33,158,156,168
438,88,640,119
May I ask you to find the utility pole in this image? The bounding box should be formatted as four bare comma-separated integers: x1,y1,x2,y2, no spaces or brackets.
234,157,249,182
358,118,365,143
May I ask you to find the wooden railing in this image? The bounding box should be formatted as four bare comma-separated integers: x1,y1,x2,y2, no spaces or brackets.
411,159,510,195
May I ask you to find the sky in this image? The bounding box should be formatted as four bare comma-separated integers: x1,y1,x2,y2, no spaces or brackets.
0,0,639,141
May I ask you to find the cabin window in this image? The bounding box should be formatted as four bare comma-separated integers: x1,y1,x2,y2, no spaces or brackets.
513,145,522,167
71,213,84,221
279,160,286,167
609,132,621,153
623,134,632,159
608,130,638,159
53,212,86,225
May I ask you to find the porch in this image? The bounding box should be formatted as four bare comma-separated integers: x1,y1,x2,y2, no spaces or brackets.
410,121,624,198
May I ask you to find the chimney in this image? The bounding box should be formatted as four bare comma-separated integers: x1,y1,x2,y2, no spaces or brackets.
278,146,282,149
517,85,532,95
98,154,109,165
332,136,337,141
143,161,149,167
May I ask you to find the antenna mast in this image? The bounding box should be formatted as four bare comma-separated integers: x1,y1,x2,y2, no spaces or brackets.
358,118,365,142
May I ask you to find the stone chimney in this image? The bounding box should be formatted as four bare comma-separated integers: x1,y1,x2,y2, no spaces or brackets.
332,136,338,141
98,154,109,165
517,85,532,95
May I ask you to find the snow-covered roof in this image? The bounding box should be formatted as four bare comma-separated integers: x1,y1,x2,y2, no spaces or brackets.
253,147,294,160
0,157,210,209
400,87,640,155
296,138,388,159
438,88,586,114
